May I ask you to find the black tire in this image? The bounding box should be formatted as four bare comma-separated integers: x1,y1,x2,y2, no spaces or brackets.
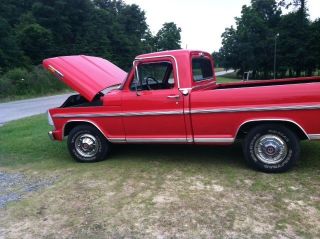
67,125,110,163
243,124,300,173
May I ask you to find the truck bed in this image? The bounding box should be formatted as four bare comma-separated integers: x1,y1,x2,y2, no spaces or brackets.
217,76,320,90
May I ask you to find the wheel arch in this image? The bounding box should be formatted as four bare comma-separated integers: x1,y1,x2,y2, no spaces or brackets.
63,120,109,140
235,119,309,140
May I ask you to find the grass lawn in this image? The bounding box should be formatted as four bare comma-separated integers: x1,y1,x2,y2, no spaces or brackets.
216,72,241,84
215,67,225,73
0,115,319,238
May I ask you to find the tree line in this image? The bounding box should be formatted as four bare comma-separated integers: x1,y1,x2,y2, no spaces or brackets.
0,0,181,99
0,0,182,74
213,0,320,79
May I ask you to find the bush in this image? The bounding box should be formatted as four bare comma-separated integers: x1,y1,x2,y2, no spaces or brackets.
0,66,68,99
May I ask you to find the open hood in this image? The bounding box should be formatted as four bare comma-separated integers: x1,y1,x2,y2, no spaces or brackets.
43,55,127,101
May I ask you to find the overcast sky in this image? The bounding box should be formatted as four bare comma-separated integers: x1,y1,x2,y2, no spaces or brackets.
124,0,320,53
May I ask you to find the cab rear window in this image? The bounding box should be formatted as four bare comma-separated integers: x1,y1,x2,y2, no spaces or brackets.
192,57,214,82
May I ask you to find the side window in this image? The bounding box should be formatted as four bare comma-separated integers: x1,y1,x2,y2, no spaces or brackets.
192,57,214,82
130,62,175,91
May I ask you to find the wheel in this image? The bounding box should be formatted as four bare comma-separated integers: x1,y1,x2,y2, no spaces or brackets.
243,124,300,173
67,125,110,162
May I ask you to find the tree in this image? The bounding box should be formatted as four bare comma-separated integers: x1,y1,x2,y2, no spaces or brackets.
0,17,24,71
219,0,281,78
218,0,318,79
0,0,183,74
154,22,181,51
17,24,54,65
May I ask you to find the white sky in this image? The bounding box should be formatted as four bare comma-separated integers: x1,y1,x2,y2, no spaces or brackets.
124,0,320,53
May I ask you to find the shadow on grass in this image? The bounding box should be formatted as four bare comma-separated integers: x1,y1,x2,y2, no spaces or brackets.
111,143,245,166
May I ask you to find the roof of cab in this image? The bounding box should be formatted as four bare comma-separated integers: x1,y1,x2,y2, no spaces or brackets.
135,49,208,59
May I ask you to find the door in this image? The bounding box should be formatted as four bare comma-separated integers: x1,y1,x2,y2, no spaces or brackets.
121,60,187,143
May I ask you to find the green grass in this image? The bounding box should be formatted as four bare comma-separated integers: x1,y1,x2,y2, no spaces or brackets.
0,115,319,238
216,71,241,83
214,67,225,73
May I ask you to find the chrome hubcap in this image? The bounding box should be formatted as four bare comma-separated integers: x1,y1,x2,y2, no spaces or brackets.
254,134,288,164
75,134,99,158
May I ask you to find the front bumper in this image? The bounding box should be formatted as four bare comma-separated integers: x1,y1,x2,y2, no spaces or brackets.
48,131,55,141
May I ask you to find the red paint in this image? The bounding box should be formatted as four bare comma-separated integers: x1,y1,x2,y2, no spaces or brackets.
45,50,320,144
43,55,126,101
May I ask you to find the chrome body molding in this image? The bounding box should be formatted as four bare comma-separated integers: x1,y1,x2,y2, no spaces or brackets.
54,110,184,118
194,138,234,143
191,104,320,114
126,138,188,143
109,138,126,143
308,134,320,140
236,119,310,140
62,119,110,140
54,104,320,119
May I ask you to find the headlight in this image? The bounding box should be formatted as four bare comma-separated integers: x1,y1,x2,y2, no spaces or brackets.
47,111,54,126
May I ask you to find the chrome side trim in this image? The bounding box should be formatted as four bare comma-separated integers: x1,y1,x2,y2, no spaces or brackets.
126,138,187,143
308,134,320,140
214,81,320,91
135,55,181,88
191,104,320,114
236,119,310,140
62,120,117,141
54,110,184,118
109,138,127,143
194,138,234,143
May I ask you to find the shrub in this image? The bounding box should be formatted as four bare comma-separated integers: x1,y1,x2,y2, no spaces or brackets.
0,66,68,99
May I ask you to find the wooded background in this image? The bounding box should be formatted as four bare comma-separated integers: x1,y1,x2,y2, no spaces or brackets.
0,0,181,98
213,0,320,79
0,0,319,98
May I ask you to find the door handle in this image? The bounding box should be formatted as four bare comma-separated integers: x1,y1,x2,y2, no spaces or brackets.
167,95,180,99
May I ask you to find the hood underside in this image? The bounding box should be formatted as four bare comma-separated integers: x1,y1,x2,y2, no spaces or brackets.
43,55,127,101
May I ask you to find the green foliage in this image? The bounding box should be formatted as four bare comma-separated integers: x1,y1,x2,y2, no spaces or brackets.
154,22,182,51
218,0,320,79
17,24,54,65
0,0,182,98
0,66,66,98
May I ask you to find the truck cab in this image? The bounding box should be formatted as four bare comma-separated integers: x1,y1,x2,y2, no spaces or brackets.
44,50,320,172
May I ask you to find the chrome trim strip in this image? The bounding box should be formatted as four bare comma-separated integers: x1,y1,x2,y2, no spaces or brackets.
308,134,320,140
236,119,310,140
187,137,194,143
214,81,320,91
54,110,184,118
109,138,126,143
54,104,320,119
126,138,187,143
62,119,113,140
135,55,181,88
194,138,234,143
191,104,320,114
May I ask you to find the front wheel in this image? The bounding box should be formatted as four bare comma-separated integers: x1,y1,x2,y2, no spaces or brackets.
67,125,110,162
243,124,300,173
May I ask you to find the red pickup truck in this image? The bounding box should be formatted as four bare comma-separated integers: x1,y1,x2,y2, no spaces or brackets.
44,50,320,172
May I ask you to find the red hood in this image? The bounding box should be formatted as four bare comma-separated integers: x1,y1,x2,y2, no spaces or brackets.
43,55,127,101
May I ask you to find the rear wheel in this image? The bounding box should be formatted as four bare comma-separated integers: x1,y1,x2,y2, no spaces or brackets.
67,125,110,162
243,124,300,173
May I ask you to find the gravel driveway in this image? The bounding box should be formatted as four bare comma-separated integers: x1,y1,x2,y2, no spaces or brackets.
0,172,57,208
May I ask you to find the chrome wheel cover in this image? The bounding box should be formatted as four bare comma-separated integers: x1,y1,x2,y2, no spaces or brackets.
254,134,288,164
75,134,99,158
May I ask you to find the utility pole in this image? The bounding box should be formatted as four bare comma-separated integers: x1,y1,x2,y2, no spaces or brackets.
273,33,279,80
